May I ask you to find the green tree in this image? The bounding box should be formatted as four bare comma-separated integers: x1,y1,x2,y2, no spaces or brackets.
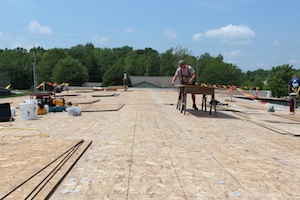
173,46,192,61
244,69,269,89
159,46,195,78
160,48,177,76
68,43,101,82
52,56,88,86
141,48,161,76
129,48,161,76
38,48,67,83
124,52,138,75
1,43,296,92
199,54,243,86
94,48,115,82
0,48,32,89
102,62,124,86
266,64,294,97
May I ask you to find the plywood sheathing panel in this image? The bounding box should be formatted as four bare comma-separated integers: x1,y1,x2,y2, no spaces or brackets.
1,89,300,199
0,139,91,199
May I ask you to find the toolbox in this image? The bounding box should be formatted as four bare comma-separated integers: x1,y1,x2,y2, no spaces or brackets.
48,106,66,112
0,103,14,122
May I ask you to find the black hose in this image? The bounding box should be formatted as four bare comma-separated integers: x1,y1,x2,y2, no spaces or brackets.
0,140,84,200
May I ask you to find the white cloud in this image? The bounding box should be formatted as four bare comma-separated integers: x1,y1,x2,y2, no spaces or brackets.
0,31,6,38
205,24,255,44
125,28,134,33
225,60,238,65
223,50,241,66
255,62,268,69
93,35,109,44
0,31,42,50
192,33,202,41
288,59,298,66
164,29,177,39
27,21,52,35
11,36,41,49
223,50,242,57
271,40,281,46
222,51,241,66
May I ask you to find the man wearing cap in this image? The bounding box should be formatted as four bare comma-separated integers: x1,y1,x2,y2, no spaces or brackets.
171,60,198,110
288,74,300,114
123,72,128,91
288,75,300,95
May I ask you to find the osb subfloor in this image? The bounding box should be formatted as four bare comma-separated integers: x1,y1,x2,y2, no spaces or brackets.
1,89,300,200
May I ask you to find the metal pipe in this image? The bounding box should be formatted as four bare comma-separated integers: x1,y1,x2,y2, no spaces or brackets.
196,56,199,85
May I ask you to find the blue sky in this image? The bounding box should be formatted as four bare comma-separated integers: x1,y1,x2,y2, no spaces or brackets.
0,0,299,72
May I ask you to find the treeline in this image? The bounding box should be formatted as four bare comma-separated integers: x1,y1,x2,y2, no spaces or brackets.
0,43,298,97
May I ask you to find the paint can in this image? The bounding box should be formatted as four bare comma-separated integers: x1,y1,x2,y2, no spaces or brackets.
10,107,16,117
19,102,36,120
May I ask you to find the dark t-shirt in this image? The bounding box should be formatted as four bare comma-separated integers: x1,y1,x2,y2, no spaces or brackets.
289,77,300,89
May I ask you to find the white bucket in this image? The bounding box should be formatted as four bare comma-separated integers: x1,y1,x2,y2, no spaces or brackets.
25,99,38,118
10,107,16,117
44,104,49,113
19,102,36,120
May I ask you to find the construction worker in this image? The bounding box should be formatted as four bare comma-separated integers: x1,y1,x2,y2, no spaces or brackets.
172,60,198,110
288,75,300,94
288,75,300,114
123,72,128,91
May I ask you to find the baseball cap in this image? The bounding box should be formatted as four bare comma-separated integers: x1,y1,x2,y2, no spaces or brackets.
178,60,185,66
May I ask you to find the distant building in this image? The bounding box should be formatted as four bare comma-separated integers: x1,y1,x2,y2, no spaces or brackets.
130,76,180,88
83,82,102,87
81,76,179,89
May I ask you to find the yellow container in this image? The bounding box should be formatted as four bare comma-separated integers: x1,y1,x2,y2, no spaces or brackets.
38,106,46,115
53,99,64,106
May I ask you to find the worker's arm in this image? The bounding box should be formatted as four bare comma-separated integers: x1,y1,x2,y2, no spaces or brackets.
171,74,178,86
188,73,196,85
288,85,291,94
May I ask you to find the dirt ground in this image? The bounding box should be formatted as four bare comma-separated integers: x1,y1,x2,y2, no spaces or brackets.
0,88,300,200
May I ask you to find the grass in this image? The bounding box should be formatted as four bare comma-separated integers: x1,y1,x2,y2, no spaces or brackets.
0,91,31,99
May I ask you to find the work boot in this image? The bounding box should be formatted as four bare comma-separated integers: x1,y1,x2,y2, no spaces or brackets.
193,104,198,110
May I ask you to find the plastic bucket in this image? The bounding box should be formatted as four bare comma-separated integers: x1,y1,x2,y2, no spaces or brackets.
289,92,297,97
25,99,38,118
44,104,49,113
19,102,36,120
10,107,16,117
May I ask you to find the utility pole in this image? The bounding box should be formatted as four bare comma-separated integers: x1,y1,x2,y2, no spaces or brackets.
196,56,199,85
32,51,38,92
146,68,148,88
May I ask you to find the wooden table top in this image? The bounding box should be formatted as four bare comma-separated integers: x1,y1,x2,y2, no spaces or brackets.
176,85,215,95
